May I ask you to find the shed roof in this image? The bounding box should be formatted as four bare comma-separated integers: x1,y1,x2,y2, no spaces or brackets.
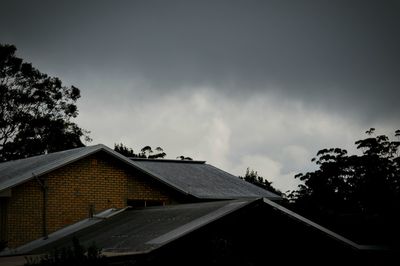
2,198,382,257
0,145,280,200
3,199,255,256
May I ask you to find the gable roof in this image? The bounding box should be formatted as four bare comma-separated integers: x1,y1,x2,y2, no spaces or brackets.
3,199,256,256
0,145,105,192
0,145,281,200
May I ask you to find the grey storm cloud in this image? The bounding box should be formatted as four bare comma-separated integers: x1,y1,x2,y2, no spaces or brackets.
2,0,400,125
1,0,400,191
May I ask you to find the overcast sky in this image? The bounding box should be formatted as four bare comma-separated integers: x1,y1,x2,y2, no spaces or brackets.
1,0,399,192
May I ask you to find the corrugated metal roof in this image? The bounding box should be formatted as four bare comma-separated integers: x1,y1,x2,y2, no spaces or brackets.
3,199,256,256
2,198,381,257
0,144,280,200
132,159,280,200
0,145,104,192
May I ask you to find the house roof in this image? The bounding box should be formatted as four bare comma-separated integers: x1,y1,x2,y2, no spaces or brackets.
0,145,105,192
3,199,256,256
133,159,279,199
261,198,385,251
2,198,384,257
0,145,280,200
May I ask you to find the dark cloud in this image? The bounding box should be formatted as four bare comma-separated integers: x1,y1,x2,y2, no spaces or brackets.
1,0,399,124
2,0,399,190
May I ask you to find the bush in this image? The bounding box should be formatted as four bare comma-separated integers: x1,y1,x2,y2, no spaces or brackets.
25,237,108,266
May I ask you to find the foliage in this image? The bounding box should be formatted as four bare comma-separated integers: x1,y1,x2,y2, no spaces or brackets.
177,155,193,160
114,143,136,157
289,128,400,244
25,237,107,266
114,143,166,159
0,44,90,161
239,167,282,196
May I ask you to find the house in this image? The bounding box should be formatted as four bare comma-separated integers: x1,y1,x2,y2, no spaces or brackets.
0,144,278,248
0,145,392,265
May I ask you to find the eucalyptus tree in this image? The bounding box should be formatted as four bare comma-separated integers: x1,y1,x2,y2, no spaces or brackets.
0,44,90,161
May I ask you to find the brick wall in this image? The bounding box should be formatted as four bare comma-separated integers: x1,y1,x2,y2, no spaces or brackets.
5,152,178,248
6,181,43,248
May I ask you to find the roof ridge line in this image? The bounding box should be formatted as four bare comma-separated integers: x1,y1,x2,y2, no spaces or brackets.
130,158,206,164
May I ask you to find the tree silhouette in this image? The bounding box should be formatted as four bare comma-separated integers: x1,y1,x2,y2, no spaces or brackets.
289,128,400,244
177,155,193,160
147,146,166,159
0,44,90,161
114,143,166,159
140,146,152,157
239,167,282,196
114,143,137,157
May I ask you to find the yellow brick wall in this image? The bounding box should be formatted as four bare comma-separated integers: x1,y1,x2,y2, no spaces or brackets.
5,181,43,248
5,152,177,248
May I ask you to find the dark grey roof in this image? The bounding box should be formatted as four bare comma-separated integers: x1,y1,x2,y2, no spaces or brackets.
3,198,384,257
0,144,143,193
0,144,280,200
262,198,386,251
3,199,255,256
0,145,105,192
132,159,280,200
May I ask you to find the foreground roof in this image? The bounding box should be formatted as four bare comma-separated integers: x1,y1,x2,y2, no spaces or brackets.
261,198,384,251
2,198,383,258
3,199,256,256
0,145,281,200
